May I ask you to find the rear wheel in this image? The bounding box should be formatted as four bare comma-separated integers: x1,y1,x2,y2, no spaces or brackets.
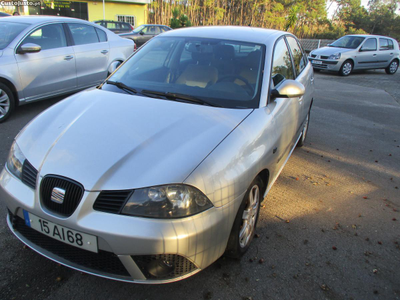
339,60,353,76
385,60,398,75
225,177,263,258
0,83,15,123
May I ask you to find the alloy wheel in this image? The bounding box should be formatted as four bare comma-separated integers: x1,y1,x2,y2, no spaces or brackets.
0,88,10,120
342,62,352,76
239,185,260,248
390,61,398,74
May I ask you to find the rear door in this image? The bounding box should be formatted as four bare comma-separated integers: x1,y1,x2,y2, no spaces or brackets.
15,23,77,101
67,23,110,88
356,38,379,69
377,38,396,68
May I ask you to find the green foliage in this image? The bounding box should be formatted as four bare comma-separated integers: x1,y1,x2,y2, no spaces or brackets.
170,8,192,29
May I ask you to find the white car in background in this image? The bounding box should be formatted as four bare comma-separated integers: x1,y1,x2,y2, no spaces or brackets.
309,34,399,76
0,16,135,122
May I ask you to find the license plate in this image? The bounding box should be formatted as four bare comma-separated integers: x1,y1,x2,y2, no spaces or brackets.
313,60,322,65
23,210,98,253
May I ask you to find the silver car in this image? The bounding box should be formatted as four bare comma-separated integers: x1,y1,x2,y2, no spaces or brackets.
0,16,135,122
1,26,314,283
309,34,400,76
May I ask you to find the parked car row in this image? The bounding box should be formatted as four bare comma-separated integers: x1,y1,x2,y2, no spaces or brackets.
118,24,172,47
0,16,135,122
309,34,399,76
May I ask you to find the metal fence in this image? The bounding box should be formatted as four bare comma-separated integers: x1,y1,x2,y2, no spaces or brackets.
299,39,335,53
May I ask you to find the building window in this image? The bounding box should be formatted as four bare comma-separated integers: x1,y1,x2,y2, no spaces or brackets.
117,15,136,27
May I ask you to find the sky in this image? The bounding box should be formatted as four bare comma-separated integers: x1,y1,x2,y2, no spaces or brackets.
327,0,370,18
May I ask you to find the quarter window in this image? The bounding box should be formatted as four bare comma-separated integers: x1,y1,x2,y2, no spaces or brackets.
361,38,377,51
271,38,294,87
96,28,107,42
22,24,67,50
286,36,307,76
68,24,99,45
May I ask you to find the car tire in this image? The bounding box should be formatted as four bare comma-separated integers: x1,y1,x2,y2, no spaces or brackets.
0,83,15,123
339,60,353,76
225,177,263,259
385,60,398,75
297,110,310,148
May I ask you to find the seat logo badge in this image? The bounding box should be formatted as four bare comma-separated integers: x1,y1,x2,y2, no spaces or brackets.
51,187,66,204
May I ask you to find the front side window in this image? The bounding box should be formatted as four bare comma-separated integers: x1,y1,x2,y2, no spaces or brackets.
21,24,67,50
361,38,377,51
104,37,265,109
271,38,294,87
68,24,99,45
286,36,306,76
0,22,29,50
132,25,145,33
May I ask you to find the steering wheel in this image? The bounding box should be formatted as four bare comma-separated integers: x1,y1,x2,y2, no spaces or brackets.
216,75,254,94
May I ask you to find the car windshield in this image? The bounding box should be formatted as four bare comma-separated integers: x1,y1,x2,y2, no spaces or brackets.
133,25,145,33
0,22,29,50
104,36,265,109
330,36,365,49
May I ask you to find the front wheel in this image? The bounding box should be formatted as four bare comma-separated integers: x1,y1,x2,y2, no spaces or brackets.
385,60,398,75
339,60,353,76
0,83,15,123
225,177,263,258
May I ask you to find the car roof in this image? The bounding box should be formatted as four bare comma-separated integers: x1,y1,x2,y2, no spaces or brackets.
345,34,396,40
161,26,285,45
0,16,91,25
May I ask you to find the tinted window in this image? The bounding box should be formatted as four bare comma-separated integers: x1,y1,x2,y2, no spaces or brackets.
379,38,389,50
271,38,294,87
0,22,29,50
68,24,99,45
154,26,160,34
96,28,107,42
286,36,306,76
22,24,67,50
388,40,394,50
361,38,377,51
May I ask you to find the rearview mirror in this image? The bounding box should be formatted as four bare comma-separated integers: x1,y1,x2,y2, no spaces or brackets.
271,80,305,99
18,43,41,54
139,31,144,35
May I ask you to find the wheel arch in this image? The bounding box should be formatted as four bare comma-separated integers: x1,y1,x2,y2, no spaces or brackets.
256,169,270,199
0,77,19,106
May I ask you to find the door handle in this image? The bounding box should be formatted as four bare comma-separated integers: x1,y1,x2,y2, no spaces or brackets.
64,55,73,61
373,54,377,57
101,50,109,54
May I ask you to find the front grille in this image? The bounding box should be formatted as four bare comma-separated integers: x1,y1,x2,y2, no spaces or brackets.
133,254,197,279
11,214,130,277
40,175,84,217
93,190,132,214
321,55,329,59
21,160,38,189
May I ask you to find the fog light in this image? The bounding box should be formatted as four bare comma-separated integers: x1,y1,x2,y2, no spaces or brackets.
147,259,174,277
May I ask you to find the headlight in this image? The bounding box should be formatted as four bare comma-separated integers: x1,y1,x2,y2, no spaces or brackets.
6,141,26,179
122,184,213,218
329,53,341,60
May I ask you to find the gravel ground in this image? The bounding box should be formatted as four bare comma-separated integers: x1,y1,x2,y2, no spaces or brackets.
0,71,399,300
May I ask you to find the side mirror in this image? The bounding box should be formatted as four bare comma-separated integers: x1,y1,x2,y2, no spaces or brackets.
139,31,144,35
271,80,305,99
18,43,41,54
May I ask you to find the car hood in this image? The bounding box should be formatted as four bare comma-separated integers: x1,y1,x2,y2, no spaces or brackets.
16,89,252,191
311,47,354,56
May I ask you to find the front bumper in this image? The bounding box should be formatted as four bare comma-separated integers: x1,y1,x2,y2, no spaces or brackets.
309,58,340,71
1,167,242,283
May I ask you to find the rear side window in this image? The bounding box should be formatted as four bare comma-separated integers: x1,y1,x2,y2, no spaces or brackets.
96,28,107,42
68,24,99,45
286,36,307,76
380,38,394,50
271,37,294,87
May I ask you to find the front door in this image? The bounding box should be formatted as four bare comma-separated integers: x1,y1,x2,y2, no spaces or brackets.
356,38,379,69
15,23,77,101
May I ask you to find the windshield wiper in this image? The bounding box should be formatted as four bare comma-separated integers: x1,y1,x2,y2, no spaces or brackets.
107,81,138,95
141,90,221,107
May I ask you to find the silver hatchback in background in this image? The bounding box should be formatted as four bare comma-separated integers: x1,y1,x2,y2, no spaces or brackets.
0,16,135,122
1,26,314,283
309,34,400,76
